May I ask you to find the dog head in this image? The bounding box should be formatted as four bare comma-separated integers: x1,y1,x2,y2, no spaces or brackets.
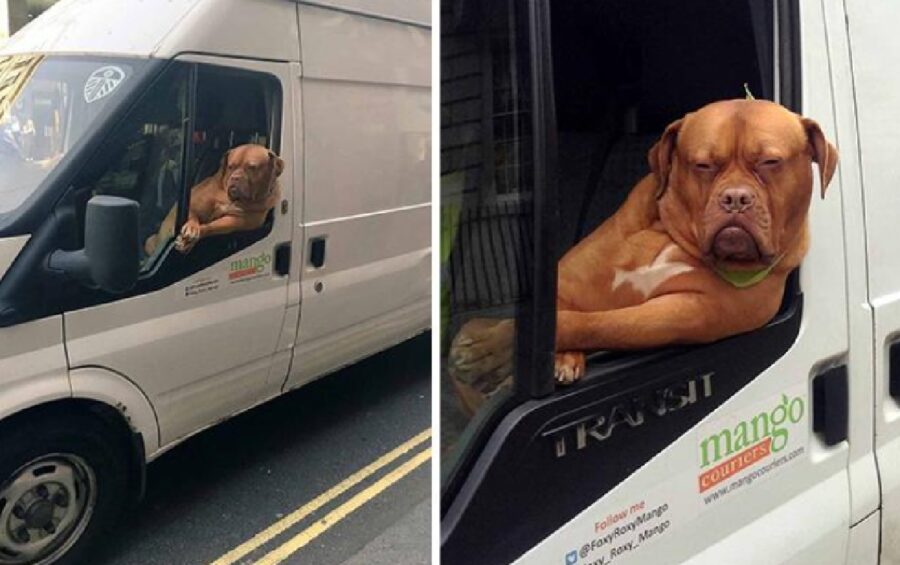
219,144,285,203
649,99,837,273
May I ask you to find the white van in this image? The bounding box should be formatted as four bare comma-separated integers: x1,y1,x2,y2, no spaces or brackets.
0,0,430,563
440,0,900,564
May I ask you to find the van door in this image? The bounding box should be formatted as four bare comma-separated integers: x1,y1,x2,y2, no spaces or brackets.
440,1,869,563
845,2,900,563
60,55,296,447
284,4,431,388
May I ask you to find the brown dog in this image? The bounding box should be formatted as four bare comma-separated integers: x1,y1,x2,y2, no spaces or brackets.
448,99,838,416
145,144,284,255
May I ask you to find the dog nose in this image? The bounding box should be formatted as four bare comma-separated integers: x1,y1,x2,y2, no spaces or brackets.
719,187,755,213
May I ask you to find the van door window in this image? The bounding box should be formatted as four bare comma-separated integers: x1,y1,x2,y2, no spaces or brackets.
441,1,803,563
441,0,544,494
60,62,283,311
85,63,189,268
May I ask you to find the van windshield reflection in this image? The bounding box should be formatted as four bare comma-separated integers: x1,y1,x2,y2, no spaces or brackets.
0,55,144,216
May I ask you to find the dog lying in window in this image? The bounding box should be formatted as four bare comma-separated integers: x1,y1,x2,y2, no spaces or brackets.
448,99,838,416
145,144,284,255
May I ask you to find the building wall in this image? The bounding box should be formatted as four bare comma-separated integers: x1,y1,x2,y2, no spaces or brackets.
1,0,58,44
0,1,8,43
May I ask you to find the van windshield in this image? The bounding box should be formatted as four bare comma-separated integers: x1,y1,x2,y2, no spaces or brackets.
0,55,145,217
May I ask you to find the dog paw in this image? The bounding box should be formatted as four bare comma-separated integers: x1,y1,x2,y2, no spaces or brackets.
554,351,585,385
175,221,201,254
448,318,514,387
174,235,195,254
181,220,200,239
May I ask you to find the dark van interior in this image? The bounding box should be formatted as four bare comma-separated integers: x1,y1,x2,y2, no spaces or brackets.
553,0,773,254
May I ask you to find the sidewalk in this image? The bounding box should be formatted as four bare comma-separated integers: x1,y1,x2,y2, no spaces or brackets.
341,499,431,565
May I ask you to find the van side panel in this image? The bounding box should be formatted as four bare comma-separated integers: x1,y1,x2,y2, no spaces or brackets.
296,0,430,27
288,5,430,388
64,282,286,446
297,5,430,93
299,6,430,221
0,0,198,57
0,316,69,423
682,475,849,565
69,367,161,457
1,0,302,63
846,511,880,565
154,0,300,62
0,317,160,458
845,1,900,563
302,80,430,219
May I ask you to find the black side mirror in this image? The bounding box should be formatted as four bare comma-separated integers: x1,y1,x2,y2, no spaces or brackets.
48,195,140,293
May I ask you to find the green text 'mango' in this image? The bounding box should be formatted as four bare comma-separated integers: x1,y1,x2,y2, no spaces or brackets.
231,252,272,274
700,393,804,468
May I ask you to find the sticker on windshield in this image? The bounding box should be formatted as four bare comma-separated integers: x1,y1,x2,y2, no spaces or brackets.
84,66,126,103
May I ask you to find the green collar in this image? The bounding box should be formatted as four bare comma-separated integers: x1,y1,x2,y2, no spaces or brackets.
714,254,783,288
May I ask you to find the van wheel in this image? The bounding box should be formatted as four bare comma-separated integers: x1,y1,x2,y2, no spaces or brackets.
0,413,129,565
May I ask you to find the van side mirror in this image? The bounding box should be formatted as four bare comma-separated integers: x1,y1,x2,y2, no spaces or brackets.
48,196,140,293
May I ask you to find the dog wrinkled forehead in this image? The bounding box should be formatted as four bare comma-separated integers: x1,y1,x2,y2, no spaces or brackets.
650,99,837,199
689,101,804,148
227,144,271,167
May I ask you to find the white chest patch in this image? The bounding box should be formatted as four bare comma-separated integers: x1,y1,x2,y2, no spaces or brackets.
216,201,240,216
612,244,694,299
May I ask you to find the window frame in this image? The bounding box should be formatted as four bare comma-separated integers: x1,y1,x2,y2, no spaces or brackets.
70,58,284,303
137,60,284,278
0,56,287,327
441,0,557,510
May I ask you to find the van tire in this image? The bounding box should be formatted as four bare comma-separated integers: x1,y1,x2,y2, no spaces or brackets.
0,412,130,565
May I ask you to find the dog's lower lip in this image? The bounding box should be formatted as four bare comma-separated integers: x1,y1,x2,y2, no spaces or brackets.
712,225,761,262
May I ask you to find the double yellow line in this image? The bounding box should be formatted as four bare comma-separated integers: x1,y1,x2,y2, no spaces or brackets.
210,429,432,565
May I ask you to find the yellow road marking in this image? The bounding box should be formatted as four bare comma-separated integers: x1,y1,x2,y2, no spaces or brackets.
255,446,432,565
210,429,431,565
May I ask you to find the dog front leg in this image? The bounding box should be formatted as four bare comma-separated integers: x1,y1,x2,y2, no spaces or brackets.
198,215,252,238
556,293,758,352
175,215,255,254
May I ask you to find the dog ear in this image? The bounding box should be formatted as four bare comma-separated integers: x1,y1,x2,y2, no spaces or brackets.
648,118,683,199
268,150,285,178
218,149,231,179
800,117,838,199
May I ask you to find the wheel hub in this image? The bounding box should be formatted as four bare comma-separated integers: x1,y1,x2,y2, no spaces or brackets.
22,499,54,530
0,455,96,564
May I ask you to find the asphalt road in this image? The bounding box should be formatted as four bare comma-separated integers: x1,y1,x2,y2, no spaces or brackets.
91,333,432,565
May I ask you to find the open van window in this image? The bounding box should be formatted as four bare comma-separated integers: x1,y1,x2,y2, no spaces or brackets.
441,1,807,563
54,60,283,311
0,55,145,218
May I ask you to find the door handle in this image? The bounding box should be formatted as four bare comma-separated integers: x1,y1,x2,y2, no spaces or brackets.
812,365,848,446
889,341,900,399
309,237,326,269
274,242,291,276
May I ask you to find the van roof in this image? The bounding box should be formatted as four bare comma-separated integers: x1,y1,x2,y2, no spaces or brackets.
0,0,429,61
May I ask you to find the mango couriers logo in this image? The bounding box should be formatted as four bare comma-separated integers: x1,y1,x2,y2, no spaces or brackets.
229,253,272,282
697,393,804,492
